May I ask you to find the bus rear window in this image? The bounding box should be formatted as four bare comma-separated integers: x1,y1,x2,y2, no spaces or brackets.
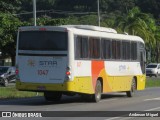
18,31,68,51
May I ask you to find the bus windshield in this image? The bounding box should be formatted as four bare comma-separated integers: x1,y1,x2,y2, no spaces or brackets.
18,31,68,51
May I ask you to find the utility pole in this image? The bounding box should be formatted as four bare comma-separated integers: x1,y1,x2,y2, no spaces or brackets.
33,0,38,96
97,0,100,27
33,0,37,26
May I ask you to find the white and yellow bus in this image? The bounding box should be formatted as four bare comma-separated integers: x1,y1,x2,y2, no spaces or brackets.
16,25,146,102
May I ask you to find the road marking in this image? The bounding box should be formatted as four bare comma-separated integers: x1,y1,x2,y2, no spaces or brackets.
105,116,133,120
105,117,121,120
144,106,160,111
144,97,160,101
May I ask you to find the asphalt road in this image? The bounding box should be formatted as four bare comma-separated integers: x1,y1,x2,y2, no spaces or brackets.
0,87,160,120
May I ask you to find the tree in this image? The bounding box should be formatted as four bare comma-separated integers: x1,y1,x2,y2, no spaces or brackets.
114,7,156,45
54,0,97,12
135,0,160,19
36,16,71,26
105,0,135,14
114,7,159,62
0,0,21,13
0,13,21,65
154,26,160,62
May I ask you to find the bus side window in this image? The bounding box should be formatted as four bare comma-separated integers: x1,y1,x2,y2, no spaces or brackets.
112,40,121,60
81,37,89,58
122,41,130,60
75,36,89,59
116,40,121,59
131,42,137,60
89,37,100,59
75,36,81,59
112,40,116,59
101,39,111,59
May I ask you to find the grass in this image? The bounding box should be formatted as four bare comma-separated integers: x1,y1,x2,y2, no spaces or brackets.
0,86,43,99
146,78,160,87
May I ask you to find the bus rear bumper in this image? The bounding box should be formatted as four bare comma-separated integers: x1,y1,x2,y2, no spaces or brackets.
16,77,94,94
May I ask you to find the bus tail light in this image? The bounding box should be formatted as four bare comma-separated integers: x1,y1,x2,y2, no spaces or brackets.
66,66,71,80
16,69,19,75
16,65,20,81
66,71,71,75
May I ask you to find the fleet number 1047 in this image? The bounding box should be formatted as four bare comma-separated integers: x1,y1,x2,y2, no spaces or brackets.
37,70,48,75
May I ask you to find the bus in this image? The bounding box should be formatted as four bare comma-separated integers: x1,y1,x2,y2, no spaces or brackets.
16,25,146,102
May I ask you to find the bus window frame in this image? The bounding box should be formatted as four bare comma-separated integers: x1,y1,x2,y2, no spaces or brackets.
101,38,112,60
74,34,141,62
89,37,101,59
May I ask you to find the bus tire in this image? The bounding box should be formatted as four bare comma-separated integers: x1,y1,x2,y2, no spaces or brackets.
92,80,102,102
44,91,62,101
81,80,102,102
126,78,136,97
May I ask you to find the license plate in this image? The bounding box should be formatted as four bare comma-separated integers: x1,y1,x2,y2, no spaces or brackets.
37,86,46,90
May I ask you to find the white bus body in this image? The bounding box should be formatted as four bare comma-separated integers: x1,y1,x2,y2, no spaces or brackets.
16,25,146,102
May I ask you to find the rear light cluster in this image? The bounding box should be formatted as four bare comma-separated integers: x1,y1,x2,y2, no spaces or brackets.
15,65,20,81
15,69,19,75
66,66,71,80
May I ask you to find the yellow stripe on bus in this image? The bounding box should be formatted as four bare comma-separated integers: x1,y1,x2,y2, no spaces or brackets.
16,73,145,94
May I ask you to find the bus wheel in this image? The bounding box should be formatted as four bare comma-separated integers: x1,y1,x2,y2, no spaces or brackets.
44,92,62,101
81,80,102,102
92,80,102,102
126,78,136,97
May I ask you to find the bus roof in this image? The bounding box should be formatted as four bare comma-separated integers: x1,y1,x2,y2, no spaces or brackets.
60,25,117,34
19,25,117,33
19,25,144,43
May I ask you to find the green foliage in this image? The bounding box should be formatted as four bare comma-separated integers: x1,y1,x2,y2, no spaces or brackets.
54,0,97,12
0,86,42,99
78,15,98,25
0,13,21,65
146,79,160,88
135,0,160,19
37,16,67,26
0,13,20,46
0,0,160,64
0,0,21,13
114,7,156,46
